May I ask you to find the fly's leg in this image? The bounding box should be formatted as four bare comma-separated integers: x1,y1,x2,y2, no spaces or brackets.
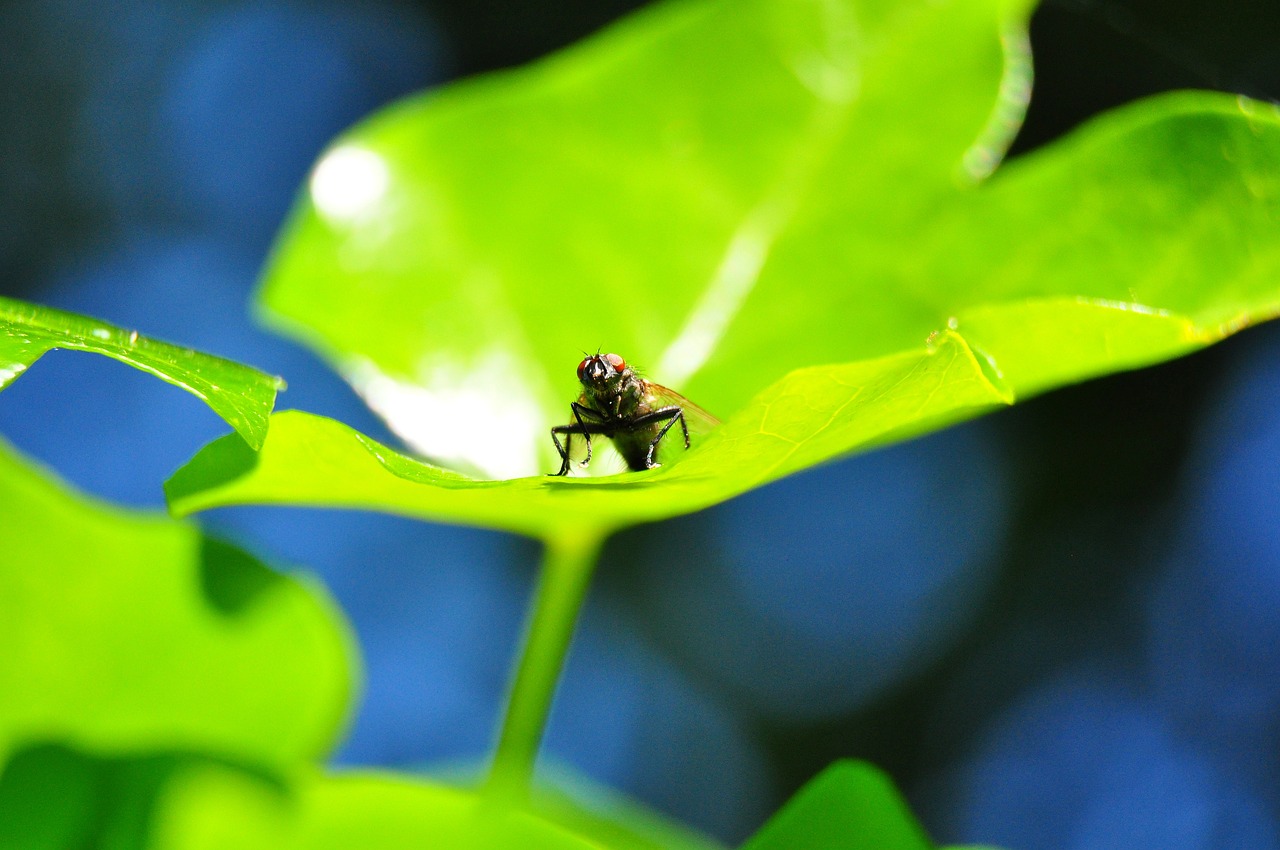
550,425,575,476
646,409,687,468
623,406,685,469
570,402,597,468
549,404,611,476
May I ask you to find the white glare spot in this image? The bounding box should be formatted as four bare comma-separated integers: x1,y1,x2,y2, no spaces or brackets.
310,145,389,224
348,354,549,480
1080,297,1172,317
0,363,27,385
656,212,775,387
91,328,111,340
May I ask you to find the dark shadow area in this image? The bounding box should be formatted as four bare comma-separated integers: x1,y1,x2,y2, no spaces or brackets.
199,534,288,616
0,742,288,850
163,432,260,508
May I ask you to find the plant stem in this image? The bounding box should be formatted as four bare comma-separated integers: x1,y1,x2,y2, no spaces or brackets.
486,530,604,802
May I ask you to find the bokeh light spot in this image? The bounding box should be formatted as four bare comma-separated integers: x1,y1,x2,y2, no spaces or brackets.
311,145,390,225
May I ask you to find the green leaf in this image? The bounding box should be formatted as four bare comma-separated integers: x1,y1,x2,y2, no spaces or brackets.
166,331,1007,537
738,761,932,850
0,745,276,850
0,295,283,449
259,0,1034,479
0,435,355,773
140,766,618,850
173,0,1280,537
0,750,724,850
284,773,605,850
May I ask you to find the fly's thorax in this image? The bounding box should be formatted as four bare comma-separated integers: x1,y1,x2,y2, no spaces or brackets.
582,371,644,420
614,374,647,417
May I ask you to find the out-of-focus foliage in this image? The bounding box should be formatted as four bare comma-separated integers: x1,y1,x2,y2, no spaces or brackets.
739,761,932,850
0,436,351,770
0,433,354,844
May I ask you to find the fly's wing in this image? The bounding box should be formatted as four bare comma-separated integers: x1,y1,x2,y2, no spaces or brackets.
642,382,721,438
640,384,721,465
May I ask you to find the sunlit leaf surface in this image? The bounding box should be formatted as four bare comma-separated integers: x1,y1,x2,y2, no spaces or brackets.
0,296,283,449
0,436,353,773
176,0,1280,535
168,332,1008,537
150,769,606,850
260,0,1036,479
39,763,715,850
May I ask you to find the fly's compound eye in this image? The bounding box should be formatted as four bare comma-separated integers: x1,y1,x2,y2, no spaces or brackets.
605,353,626,373
577,358,592,382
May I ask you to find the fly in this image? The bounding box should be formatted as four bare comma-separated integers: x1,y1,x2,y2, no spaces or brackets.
550,352,719,476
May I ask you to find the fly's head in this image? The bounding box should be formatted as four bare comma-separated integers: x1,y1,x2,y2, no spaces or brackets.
577,352,640,414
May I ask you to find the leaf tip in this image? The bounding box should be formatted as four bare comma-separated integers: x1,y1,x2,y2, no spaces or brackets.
165,431,264,517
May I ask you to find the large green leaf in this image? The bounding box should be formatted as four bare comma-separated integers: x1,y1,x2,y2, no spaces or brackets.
167,331,1005,537
259,0,1034,479
175,0,1280,536
0,296,283,449
0,435,354,773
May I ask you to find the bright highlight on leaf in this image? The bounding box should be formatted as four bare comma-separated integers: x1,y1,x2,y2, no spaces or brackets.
309,144,391,224
0,296,284,449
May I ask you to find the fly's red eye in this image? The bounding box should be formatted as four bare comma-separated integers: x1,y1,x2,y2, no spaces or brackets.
576,358,591,382
605,353,626,372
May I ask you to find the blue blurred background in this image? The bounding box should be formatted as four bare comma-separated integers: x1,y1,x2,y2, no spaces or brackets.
1,0,1279,846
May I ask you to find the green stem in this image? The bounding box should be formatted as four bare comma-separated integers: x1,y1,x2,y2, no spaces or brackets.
487,530,605,801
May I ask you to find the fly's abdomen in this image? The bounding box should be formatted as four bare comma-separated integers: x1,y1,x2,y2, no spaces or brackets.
612,424,663,471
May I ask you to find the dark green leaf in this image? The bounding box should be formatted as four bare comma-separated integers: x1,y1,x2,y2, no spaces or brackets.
739,761,932,850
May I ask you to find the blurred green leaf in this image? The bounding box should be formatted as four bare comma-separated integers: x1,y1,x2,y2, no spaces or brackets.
0,749,723,850
0,745,284,850
167,331,1007,537
739,761,932,850
0,435,354,774
146,767,623,850
284,773,604,850
0,746,99,850
0,296,283,449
